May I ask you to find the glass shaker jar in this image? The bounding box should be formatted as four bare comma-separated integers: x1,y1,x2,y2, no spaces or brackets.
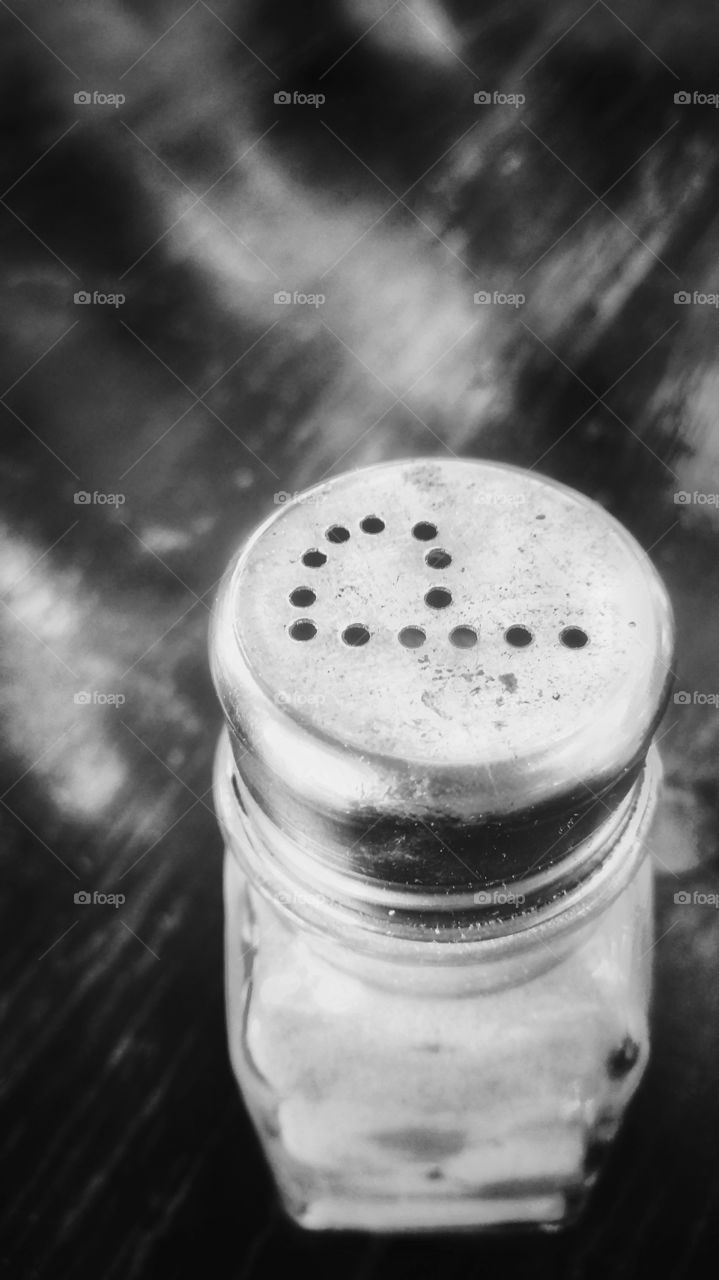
210,458,674,1233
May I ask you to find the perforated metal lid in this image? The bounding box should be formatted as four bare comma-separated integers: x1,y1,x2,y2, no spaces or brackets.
210,458,674,892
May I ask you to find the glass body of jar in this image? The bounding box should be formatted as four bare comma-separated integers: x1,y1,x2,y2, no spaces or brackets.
216,731,659,1234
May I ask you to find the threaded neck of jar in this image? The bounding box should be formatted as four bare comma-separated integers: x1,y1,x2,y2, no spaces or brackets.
214,728,661,947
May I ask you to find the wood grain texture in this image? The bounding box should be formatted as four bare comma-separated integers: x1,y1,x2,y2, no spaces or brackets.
1,2,719,1276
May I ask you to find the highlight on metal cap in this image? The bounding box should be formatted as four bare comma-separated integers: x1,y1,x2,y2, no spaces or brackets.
210,458,675,896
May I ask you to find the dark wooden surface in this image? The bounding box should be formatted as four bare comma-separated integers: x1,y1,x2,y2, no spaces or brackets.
2,2,719,1276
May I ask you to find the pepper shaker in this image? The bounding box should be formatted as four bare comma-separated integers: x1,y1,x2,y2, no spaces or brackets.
210,457,674,1232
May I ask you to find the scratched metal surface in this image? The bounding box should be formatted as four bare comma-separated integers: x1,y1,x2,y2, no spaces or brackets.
1,2,719,1277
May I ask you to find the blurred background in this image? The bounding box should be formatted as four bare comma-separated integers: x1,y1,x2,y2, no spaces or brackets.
2,1,719,1276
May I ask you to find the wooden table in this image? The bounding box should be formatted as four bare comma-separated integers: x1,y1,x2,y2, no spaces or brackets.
2,2,719,1276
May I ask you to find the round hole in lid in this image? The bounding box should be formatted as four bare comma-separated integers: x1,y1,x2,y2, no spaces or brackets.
289,619,317,641
326,525,350,543
505,625,533,647
342,624,370,647
425,587,452,609
398,626,426,649
302,549,327,567
560,626,589,649
412,521,438,541
425,548,452,569
360,515,385,533
449,626,477,649
289,586,316,607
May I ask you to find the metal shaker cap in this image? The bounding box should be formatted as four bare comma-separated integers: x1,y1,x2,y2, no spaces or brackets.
210,459,674,894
